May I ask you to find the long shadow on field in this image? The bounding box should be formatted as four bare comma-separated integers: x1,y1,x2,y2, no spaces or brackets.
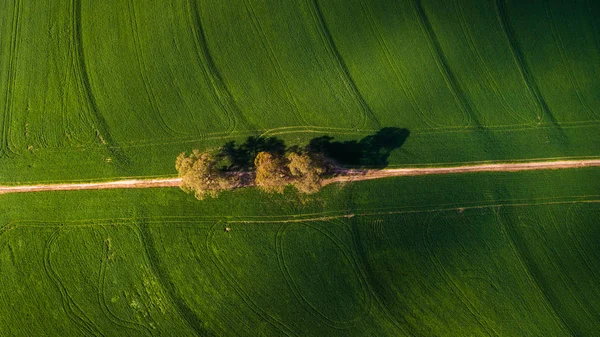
307,127,410,168
218,127,409,170
219,136,286,171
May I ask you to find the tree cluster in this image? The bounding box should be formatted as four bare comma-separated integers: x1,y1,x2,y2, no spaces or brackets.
254,151,326,195
175,128,409,200
175,147,327,200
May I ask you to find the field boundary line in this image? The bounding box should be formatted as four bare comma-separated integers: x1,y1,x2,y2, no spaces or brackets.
11,120,600,154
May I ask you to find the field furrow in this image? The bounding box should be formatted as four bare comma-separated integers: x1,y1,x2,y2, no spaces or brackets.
0,0,21,157
493,0,556,126
137,223,210,336
186,0,241,133
305,0,379,129
410,0,474,128
357,0,440,128
43,230,104,337
544,0,597,120
125,0,184,138
206,222,299,336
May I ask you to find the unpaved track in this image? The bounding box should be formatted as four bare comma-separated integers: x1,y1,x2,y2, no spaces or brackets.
324,159,600,185
0,178,182,195
0,159,599,195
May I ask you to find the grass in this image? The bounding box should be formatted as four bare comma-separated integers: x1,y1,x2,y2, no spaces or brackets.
0,0,599,335
1,168,600,335
0,0,599,183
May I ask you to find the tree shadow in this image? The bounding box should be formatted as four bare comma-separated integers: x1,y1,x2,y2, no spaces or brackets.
307,127,410,168
218,127,409,170
219,136,286,170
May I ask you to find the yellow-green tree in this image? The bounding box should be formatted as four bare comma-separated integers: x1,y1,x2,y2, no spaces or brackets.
176,150,237,200
254,151,289,194
287,152,325,194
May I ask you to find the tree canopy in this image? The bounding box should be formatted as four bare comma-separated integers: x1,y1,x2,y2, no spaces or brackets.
175,150,238,200
175,128,408,199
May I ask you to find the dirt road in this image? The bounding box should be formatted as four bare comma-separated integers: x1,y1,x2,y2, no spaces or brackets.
0,178,182,195
0,159,599,195
323,159,600,185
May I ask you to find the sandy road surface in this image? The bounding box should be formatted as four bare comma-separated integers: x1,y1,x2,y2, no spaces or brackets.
324,159,600,185
0,159,599,195
0,178,183,195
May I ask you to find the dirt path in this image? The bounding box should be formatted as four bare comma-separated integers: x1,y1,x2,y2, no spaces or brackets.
0,178,183,195
0,159,599,195
323,159,600,185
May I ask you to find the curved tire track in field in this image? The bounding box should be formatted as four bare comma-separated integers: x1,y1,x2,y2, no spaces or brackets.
423,213,498,336
452,0,534,125
544,1,598,120
495,211,577,336
410,0,476,128
349,217,420,336
206,222,298,337
306,0,379,129
97,229,154,336
0,0,22,158
276,221,372,329
242,0,310,127
125,0,187,139
493,0,565,131
71,0,131,168
43,229,105,337
186,0,252,133
67,0,95,146
357,0,439,129
137,223,213,337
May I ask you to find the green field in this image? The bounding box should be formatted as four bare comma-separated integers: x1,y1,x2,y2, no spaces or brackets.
1,0,599,335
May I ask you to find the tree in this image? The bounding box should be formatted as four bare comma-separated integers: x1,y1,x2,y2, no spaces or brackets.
175,150,238,200
287,152,325,194
254,151,289,194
